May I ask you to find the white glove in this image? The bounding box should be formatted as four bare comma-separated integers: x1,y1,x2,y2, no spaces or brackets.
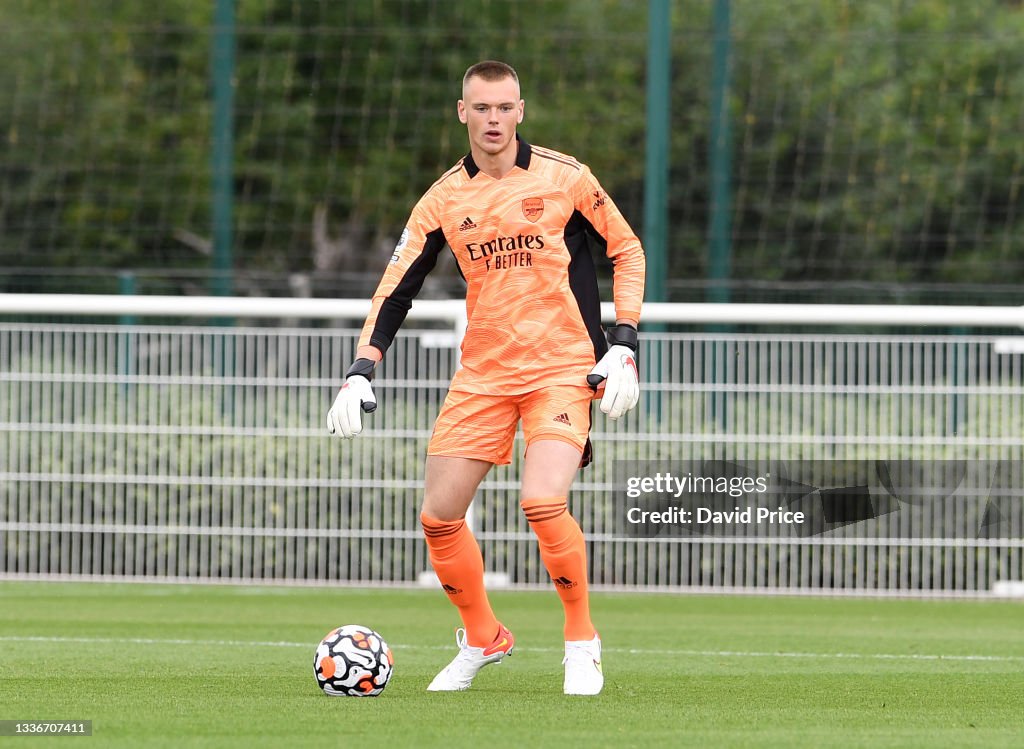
588,345,639,419
327,360,378,438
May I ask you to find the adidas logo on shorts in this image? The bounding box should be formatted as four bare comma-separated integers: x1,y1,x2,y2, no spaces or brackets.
553,412,571,425
553,576,578,590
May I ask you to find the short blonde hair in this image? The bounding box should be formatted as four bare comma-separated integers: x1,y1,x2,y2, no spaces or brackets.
462,60,519,91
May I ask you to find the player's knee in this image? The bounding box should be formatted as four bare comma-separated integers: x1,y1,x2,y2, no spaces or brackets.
421,492,471,523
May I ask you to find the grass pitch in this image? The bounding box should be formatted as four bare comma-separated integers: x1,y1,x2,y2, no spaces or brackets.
0,582,1022,748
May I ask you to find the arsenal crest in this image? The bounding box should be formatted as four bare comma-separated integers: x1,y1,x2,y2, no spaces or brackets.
522,197,544,222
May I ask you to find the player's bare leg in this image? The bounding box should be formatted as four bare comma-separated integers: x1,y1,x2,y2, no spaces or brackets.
421,455,514,691
521,439,603,695
520,438,582,499
422,455,491,520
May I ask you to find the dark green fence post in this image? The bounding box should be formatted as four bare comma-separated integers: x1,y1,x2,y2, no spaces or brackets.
211,0,235,302
708,0,733,429
643,0,671,424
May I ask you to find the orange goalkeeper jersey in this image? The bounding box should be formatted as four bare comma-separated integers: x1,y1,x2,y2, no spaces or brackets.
358,137,646,395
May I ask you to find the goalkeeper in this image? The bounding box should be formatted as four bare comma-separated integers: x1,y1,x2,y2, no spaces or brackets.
328,60,645,696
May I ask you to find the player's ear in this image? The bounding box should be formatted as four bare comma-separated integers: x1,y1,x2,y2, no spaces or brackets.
457,99,468,124
517,100,525,124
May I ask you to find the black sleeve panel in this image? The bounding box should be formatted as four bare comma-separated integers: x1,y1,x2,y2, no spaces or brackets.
368,227,447,353
565,209,608,362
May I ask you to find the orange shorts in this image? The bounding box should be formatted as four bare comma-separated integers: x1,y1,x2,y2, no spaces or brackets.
427,384,594,465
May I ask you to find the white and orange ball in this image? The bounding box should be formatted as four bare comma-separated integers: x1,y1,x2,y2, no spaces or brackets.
314,625,394,697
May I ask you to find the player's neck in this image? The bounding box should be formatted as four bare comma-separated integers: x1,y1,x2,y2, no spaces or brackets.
470,139,518,180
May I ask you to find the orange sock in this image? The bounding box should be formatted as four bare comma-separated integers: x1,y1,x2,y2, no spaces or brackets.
420,513,499,647
521,497,596,641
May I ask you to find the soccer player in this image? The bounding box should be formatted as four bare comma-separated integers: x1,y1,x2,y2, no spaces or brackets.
327,60,645,696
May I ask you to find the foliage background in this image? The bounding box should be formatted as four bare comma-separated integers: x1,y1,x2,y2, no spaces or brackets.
1,0,1022,301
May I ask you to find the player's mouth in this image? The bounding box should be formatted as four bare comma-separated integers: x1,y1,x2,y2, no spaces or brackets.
484,130,502,140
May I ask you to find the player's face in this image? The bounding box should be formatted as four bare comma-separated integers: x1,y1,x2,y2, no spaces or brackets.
458,75,524,158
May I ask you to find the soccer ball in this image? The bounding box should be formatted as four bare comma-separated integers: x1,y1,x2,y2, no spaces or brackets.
313,625,394,697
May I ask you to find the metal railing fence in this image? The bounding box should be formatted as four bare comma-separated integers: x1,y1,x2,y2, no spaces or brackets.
1,297,1022,594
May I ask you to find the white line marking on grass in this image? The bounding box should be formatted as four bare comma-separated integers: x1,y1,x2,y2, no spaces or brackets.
2,635,1022,663
0,635,312,648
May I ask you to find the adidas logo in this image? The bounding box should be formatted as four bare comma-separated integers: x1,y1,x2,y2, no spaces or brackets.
553,412,571,425
442,583,463,595
553,576,578,590
459,216,477,231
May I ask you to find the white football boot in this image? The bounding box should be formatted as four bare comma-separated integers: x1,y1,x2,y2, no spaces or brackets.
426,623,515,691
563,633,603,695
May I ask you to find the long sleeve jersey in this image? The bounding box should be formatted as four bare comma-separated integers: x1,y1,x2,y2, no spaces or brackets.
357,137,646,395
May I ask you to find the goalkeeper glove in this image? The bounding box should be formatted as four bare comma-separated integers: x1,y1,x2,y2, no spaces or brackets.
586,324,639,420
326,358,378,439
